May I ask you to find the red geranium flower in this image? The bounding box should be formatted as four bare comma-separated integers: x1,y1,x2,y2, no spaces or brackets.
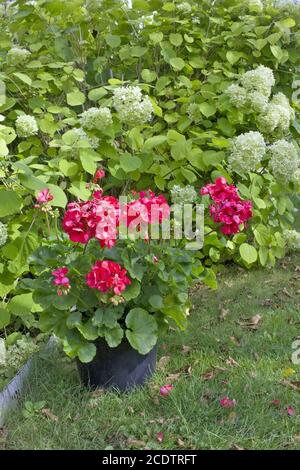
86,260,131,295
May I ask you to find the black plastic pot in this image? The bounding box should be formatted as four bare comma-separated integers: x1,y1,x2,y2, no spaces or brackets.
76,338,157,391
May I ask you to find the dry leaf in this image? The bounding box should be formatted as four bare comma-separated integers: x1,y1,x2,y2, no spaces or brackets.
126,438,146,447
165,372,181,382
201,370,215,381
177,438,185,447
181,345,191,355
226,356,239,366
157,355,171,371
282,288,292,298
41,408,59,422
128,406,134,414
293,435,300,443
231,444,245,450
219,308,229,321
280,379,300,391
228,412,237,423
90,388,105,398
229,336,240,346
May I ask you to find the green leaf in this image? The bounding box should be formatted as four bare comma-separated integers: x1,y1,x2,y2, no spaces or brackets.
0,138,8,156
77,342,97,363
226,51,243,65
8,293,41,316
13,72,32,86
105,34,121,48
0,308,10,329
0,189,22,217
239,243,258,264
142,135,167,151
170,57,185,71
122,279,141,301
169,33,183,47
66,311,82,329
199,102,216,117
141,69,157,83
66,90,86,106
88,87,108,101
120,154,142,172
125,308,157,355
148,294,163,309
149,32,163,44
105,326,124,348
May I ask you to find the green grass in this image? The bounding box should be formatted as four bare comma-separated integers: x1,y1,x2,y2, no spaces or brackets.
2,255,300,450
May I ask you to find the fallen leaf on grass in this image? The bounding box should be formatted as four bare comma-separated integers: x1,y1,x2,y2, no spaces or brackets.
231,444,245,450
292,435,300,443
219,308,229,321
177,438,185,447
280,379,300,391
165,373,181,382
90,388,106,398
229,336,240,346
286,406,296,416
283,368,296,378
237,314,262,330
157,355,171,371
41,408,59,422
226,356,239,366
126,438,146,448
282,288,292,298
227,412,237,423
181,345,191,355
201,370,215,381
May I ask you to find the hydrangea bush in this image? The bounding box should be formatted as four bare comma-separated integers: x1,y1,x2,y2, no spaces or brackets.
0,0,300,339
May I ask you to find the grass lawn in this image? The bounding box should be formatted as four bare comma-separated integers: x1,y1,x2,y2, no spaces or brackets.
2,255,300,450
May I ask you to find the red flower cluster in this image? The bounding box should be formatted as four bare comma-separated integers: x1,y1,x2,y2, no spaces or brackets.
121,190,170,227
200,177,252,235
62,192,119,247
86,260,131,295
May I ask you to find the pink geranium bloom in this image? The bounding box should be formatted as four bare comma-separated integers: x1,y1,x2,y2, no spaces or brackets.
93,169,105,183
52,267,70,295
36,188,53,204
156,432,164,443
159,384,174,396
219,396,236,408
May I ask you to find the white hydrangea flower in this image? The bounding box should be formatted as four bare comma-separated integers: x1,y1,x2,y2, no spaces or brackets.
15,114,38,137
226,84,248,108
283,229,300,252
113,86,153,126
257,93,294,134
293,168,300,186
171,185,198,204
177,2,192,14
7,47,31,64
79,107,112,131
240,65,275,98
269,140,299,182
73,127,99,149
247,91,269,113
187,103,202,122
228,131,266,175
0,222,8,247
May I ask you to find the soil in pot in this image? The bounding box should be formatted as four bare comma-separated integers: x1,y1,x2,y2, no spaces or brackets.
77,338,157,391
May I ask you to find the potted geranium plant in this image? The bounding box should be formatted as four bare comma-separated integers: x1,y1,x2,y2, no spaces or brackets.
22,175,252,391
24,183,197,391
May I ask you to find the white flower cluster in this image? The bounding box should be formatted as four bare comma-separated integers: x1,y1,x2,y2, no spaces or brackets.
228,131,266,175
226,66,275,114
227,66,295,135
269,139,299,183
283,229,300,252
187,103,202,123
73,127,99,149
7,47,31,64
79,107,112,131
15,114,38,137
112,86,153,126
177,2,192,14
257,92,295,134
0,337,38,372
0,222,8,247
170,185,198,205
241,65,275,98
